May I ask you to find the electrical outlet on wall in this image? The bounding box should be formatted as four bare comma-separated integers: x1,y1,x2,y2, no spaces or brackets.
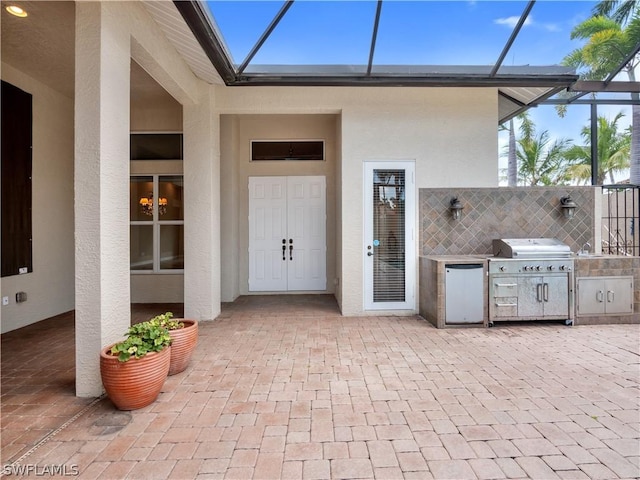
2,296,9,306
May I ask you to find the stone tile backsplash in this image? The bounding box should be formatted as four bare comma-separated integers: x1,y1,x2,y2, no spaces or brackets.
419,187,595,256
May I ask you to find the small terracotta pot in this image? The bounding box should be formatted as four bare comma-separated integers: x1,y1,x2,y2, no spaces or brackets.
167,319,198,375
100,345,170,410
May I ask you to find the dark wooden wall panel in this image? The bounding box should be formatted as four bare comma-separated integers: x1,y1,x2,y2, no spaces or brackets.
1,80,33,277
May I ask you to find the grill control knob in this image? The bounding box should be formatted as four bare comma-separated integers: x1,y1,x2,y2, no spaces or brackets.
559,265,566,271
535,265,542,271
522,266,529,271
548,265,555,271
499,266,506,272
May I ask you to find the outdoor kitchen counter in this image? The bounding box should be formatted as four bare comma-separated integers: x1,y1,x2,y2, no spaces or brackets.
419,255,489,328
573,255,640,324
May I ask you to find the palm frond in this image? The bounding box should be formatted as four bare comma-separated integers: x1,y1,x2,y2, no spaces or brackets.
592,1,638,25
571,15,621,40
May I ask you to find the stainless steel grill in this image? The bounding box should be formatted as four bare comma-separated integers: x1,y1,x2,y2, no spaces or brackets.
489,238,574,326
492,238,572,259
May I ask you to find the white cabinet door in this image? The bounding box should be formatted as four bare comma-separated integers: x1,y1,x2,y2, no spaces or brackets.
249,176,326,292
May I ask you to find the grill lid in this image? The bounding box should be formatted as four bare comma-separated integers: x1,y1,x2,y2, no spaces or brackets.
492,238,572,259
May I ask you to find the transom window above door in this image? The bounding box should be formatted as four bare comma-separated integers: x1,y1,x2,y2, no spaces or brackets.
251,140,324,161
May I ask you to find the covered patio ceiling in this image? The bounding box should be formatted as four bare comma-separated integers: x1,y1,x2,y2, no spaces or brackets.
161,0,638,124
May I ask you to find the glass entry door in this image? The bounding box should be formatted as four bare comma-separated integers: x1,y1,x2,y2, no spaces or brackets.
364,161,415,310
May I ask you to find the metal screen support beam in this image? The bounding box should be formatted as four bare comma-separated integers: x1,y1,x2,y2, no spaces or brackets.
490,0,535,77
591,102,598,186
367,1,383,76
567,40,640,104
237,1,295,75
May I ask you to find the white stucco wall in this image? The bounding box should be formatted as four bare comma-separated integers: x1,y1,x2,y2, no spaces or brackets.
215,86,498,315
220,115,240,301
73,0,210,396
1,63,75,333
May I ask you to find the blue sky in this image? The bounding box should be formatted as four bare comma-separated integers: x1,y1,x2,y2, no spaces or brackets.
205,1,633,179
206,1,599,67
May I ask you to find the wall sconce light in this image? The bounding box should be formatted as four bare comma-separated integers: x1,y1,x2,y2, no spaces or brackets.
560,194,577,220
449,197,464,220
139,193,167,216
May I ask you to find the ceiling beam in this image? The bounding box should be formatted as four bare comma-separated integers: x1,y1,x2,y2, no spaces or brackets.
499,90,526,108
569,81,640,93
543,98,640,105
232,74,577,88
568,40,640,104
499,85,566,124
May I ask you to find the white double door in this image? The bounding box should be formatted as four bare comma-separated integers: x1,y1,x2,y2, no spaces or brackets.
249,176,326,292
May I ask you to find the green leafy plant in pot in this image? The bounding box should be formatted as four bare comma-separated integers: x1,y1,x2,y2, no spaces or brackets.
151,312,198,375
100,320,172,410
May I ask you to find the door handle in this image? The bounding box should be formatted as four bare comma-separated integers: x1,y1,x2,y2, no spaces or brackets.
367,245,373,256
543,283,549,302
597,290,604,302
607,290,614,303
536,283,542,302
282,239,286,261
289,239,293,261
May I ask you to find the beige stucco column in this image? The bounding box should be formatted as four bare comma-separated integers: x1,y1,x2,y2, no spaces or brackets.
74,2,131,397
183,85,221,321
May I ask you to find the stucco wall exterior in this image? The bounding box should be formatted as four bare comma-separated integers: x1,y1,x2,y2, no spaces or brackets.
1,63,75,333
215,87,498,315
220,116,241,301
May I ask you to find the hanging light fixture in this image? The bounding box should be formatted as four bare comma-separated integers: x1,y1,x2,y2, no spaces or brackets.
560,194,577,220
139,193,167,216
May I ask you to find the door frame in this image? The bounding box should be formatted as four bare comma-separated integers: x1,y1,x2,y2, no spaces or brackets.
363,161,416,310
248,175,327,292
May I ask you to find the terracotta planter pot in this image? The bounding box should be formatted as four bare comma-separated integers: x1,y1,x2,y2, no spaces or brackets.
100,345,170,410
167,320,198,375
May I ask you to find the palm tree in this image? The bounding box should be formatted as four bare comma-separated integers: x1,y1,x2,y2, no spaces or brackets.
498,119,518,186
507,119,517,186
565,112,631,184
592,0,637,25
515,114,574,186
563,5,640,184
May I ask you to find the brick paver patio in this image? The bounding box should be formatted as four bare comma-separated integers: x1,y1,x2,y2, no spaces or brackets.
1,295,639,479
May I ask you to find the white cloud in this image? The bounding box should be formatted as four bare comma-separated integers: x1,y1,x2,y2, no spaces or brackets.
542,23,561,33
494,16,533,29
